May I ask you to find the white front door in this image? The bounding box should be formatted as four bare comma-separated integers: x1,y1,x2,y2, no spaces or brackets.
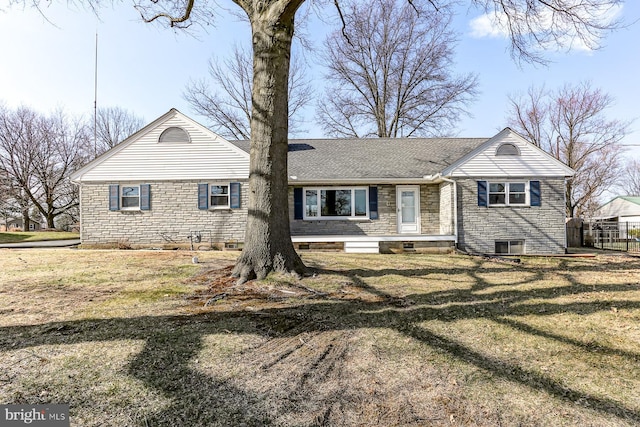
397,185,420,234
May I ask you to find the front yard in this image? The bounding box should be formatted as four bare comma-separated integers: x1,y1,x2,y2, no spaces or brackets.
1,249,639,426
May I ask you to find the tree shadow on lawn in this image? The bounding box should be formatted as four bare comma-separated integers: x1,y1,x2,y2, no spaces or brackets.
2,258,640,425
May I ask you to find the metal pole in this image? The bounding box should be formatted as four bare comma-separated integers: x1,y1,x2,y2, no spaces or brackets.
94,32,98,158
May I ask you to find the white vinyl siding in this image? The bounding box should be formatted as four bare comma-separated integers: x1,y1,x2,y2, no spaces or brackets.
73,111,249,182
447,130,574,178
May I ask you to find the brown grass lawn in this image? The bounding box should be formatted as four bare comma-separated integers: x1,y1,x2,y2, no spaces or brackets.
1,249,639,426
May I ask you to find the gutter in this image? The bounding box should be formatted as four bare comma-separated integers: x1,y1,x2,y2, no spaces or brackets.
288,175,445,185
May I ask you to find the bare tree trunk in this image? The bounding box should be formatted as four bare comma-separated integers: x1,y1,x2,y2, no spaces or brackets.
21,209,30,232
232,8,306,283
46,213,55,229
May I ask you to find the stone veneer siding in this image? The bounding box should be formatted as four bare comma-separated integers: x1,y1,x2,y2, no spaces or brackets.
456,177,566,254
439,182,454,235
289,184,442,236
79,181,248,247
80,182,449,247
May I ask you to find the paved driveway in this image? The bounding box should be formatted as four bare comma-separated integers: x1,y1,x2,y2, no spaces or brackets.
0,239,81,249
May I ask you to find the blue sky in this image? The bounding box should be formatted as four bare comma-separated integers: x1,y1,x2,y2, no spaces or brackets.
1,1,639,159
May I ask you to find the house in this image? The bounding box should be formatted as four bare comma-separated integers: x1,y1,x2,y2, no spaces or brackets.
69,109,575,254
0,218,42,232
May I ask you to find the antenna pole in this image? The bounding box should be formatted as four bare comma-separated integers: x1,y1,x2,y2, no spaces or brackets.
94,31,98,157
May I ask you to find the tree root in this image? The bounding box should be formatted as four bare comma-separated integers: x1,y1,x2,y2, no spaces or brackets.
232,249,307,285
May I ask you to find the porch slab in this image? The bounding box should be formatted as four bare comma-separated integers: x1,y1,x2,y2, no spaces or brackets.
291,235,455,243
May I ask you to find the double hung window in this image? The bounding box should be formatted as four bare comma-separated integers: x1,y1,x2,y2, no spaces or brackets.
121,186,140,209
109,184,151,211
197,182,241,210
210,184,230,209
488,182,527,206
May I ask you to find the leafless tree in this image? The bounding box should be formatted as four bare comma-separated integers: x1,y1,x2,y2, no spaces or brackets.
0,107,90,229
184,44,313,140
0,107,39,231
95,106,145,156
0,166,18,230
619,158,640,196
318,0,478,138
13,0,624,282
507,82,630,218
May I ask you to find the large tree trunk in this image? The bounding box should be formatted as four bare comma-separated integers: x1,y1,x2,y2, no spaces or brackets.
232,5,306,283
21,209,30,232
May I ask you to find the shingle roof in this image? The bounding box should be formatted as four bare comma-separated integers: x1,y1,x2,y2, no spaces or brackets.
232,137,488,181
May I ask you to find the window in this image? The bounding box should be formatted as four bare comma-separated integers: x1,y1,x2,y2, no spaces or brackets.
496,143,520,156
489,182,527,206
121,186,140,209
210,184,230,208
197,182,241,210
109,184,151,211
159,127,190,143
495,240,525,254
303,187,368,219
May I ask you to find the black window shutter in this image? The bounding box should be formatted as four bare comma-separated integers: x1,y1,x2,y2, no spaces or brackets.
198,183,209,210
530,181,541,206
140,184,151,210
477,181,488,207
369,186,379,219
109,184,119,211
293,188,303,219
230,182,241,209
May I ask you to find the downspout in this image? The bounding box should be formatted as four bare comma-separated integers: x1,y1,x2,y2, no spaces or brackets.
440,176,458,246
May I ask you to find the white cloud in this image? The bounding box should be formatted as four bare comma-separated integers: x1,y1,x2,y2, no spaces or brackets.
469,13,509,39
468,4,624,53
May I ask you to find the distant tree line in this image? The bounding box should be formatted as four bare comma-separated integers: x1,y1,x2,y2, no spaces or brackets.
0,105,143,231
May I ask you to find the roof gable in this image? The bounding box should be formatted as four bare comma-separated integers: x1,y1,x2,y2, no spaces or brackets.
442,128,575,178
596,196,640,218
70,109,249,182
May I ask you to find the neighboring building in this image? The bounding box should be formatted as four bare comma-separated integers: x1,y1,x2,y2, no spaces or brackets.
0,219,42,232
591,196,640,240
69,109,574,254
594,196,640,222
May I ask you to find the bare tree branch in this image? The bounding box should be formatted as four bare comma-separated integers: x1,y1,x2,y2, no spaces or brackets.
318,0,477,138
506,81,631,217
95,107,145,155
184,43,313,139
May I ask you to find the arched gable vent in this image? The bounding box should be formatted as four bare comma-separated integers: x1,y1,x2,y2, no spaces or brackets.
496,143,520,156
159,126,190,143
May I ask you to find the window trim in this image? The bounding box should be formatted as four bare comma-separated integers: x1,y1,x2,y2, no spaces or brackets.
209,183,231,210
303,186,370,220
488,181,529,207
120,185,141,210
